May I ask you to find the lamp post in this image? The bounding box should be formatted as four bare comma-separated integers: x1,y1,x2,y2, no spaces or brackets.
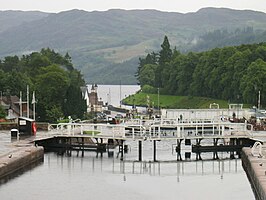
119,79,122,108
32,91,36,120
157,88,160,114
27,85,29,118
258,90,261,110
19,91,22,117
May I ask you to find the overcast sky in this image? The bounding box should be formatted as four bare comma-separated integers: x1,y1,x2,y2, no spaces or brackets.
1,0,266,13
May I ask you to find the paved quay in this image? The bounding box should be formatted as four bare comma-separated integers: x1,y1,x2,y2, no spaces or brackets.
0,132,44,182
242,143,266,200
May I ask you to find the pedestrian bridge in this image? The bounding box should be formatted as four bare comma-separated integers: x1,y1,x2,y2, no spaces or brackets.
34,118,266,161
45,118,256,141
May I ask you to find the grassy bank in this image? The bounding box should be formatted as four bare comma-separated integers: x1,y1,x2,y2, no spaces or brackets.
123,92,250,109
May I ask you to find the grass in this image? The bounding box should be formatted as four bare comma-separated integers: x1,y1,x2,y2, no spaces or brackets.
91,39,156,63
123,92,250,109
83,130,101,135
0,122,16,124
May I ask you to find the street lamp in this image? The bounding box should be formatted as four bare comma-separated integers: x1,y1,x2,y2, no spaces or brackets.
258,90,261,110
157,88,160,114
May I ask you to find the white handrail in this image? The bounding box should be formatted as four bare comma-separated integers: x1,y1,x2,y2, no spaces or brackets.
45,119,252,140
251,141,263,157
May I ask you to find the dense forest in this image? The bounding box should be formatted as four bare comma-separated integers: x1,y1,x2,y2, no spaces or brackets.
186,27,266,52
0,48,87,122
136,36,266,107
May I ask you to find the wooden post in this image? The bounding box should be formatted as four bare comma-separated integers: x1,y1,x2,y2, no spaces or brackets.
176,139,182,161
153,140,157,162
120,140,124,161
82,137,84,157
138,140,142,161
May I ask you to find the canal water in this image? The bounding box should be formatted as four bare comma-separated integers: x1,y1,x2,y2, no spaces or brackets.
0,85,255,199
0,131,255,200
87,84,141,108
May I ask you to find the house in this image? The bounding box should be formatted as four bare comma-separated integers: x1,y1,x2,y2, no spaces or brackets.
80,86,90,111
88,84,103,113
0,95,32,120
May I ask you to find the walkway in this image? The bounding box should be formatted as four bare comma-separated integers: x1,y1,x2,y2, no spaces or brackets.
39,118,257,142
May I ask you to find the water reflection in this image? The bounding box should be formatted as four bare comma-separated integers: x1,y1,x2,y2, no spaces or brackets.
0,149,255,200
62,154,240,179
0,131,255,200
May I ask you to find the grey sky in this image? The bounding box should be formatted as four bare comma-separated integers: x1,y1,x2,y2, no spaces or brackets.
1,0,266,13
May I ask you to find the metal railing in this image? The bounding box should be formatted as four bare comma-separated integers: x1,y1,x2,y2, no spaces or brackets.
45,118,252,141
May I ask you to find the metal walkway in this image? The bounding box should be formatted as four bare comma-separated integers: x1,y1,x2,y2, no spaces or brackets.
38,118,258,141
32,118,266,162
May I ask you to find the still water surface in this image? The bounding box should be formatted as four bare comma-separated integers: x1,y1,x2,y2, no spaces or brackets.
0,134,255,200
87,84,140,107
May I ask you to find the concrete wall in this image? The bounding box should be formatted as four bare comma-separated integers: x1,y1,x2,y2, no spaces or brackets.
0,122,48,131
0,123,18,130
242,147,266,200
0,146,44,181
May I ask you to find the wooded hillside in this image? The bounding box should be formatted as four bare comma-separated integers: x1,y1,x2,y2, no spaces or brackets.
0,49,87,122
137,36,266,107
1,8,266,84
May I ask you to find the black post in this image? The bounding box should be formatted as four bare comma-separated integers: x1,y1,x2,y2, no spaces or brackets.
213,138,218,146
176,139,183,161
139,140,142,161
68,138,72,156
120,140,124,161
153,140,157,162
82,137,84,157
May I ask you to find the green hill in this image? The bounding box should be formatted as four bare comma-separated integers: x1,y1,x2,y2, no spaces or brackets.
1,8,266,84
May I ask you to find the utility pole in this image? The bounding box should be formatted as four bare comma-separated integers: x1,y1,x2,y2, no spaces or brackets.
258,90,261,110
19,91,22,117
27,85,29,118
32,91,36,120
120,79,122,108
157,88,160,114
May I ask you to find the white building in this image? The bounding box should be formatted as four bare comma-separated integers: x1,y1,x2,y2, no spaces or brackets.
81,84,103,113
161,104,251,121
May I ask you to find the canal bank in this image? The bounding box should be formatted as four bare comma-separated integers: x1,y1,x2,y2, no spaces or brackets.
0,143,44,183
0,122,49,131
242,144,266,200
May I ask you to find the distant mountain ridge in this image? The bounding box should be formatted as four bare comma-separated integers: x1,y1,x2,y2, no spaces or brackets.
0,10,50,33
1,8,266,84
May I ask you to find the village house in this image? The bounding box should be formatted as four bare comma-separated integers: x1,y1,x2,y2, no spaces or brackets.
0,95,32,120
81,84,103,113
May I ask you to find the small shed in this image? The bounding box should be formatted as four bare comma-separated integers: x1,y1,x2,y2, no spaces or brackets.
18,117,37,136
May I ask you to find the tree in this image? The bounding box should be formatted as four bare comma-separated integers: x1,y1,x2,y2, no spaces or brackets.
137,37,266,106
36,64,70,121
63,85,87,119
138,64,157,86
136,52,158,85
0,105,6,119
176,52,198,95
2,71,32,96
156,36,172,88
240,59,266,106
159,36,172,66
0,56,20,72
0,49,87,122
46,105,64,123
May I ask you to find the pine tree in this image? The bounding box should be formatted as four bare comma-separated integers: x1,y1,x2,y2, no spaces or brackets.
159,36,172,65
156,36,172,87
